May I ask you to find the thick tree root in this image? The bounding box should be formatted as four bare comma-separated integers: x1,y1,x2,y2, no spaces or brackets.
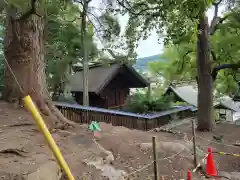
0,148,27,157
1,123,34,128
5,97,80,130
43,100,80,130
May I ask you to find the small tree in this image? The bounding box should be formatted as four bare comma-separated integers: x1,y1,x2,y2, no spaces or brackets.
124,89,173,113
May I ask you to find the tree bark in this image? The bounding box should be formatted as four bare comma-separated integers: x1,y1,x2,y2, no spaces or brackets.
196,14,215,131
81,0,89,106
2,8,77,128
3,9,47,107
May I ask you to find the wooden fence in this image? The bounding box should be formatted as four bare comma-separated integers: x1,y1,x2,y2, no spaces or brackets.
55,102,197,131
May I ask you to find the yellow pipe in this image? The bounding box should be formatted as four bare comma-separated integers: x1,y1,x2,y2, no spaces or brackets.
23,95,75,180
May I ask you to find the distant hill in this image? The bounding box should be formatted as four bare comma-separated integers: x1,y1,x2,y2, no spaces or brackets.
134,54,166,71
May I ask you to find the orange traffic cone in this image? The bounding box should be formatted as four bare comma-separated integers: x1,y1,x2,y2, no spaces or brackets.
187,169,192,180
206,148,217,176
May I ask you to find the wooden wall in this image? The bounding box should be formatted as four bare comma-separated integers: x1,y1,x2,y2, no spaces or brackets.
73,73,131,109
56,104,196,131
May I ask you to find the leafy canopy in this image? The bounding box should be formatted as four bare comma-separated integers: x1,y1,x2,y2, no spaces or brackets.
148,5,240,96
0,0,132,94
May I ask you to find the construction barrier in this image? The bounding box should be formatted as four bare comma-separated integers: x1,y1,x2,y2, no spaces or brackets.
212,151,240,157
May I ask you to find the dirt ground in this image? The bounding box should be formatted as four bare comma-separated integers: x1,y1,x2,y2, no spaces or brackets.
0,102,240,180
171,121,240,173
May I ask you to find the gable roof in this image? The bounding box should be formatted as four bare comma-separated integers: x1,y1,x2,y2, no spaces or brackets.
165,84,240,112
67,63,149,94
166,85,199,107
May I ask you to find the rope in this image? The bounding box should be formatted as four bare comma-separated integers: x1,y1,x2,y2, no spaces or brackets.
212,151,240,157
122,148,188,179
196,135,240,148
2,53,24,94
192,154,208,172
118,136,194,179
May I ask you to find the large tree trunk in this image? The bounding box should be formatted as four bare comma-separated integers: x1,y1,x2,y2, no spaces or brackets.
196,14,215,131
3,9,47,108
2,8,76,128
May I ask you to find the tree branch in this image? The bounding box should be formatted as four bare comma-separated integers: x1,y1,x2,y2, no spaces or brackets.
177,50,193,74
212,63,240,81
87,11,105,29
211,50,217,62
213,0,223,17
87,13,113,44
73,0,83,6
116,0,160,17
209,0,229,35
116,0,141,16
87,17,103,38
16,0,41,21
210,15,229,35
86,15,119,60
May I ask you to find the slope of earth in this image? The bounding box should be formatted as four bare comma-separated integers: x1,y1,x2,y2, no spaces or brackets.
0,101,205,180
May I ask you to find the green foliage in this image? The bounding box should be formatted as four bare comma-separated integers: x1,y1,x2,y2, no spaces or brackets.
124,91,173,114
148,44,197,83
0,0,130,96
44,1,99,92
52,94,77,104
99,12,121,43
148,7,240,96
174,101,189,106
0,0,89,93
45,0,136,94
116,0,240,97
116,0,216,48
210,13,240,96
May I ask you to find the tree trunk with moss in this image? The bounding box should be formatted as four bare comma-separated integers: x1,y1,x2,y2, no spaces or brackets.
196,14,215,131
3,7,76,128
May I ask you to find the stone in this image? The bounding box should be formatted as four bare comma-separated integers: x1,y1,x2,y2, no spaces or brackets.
25,161,62,180
218,171,240,180
94,140,114,163
219,171,231,180
229,172,240,180
0,172,24,180
139,141,190,154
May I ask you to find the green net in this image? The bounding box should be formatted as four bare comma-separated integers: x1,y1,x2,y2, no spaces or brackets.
88,121,101,132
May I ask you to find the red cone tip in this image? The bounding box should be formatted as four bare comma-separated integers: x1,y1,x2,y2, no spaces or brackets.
208,147,212,153
187,169,192,180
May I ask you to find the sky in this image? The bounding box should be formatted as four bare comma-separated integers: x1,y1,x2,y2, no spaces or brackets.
90,1,224,58
132,7,224,58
